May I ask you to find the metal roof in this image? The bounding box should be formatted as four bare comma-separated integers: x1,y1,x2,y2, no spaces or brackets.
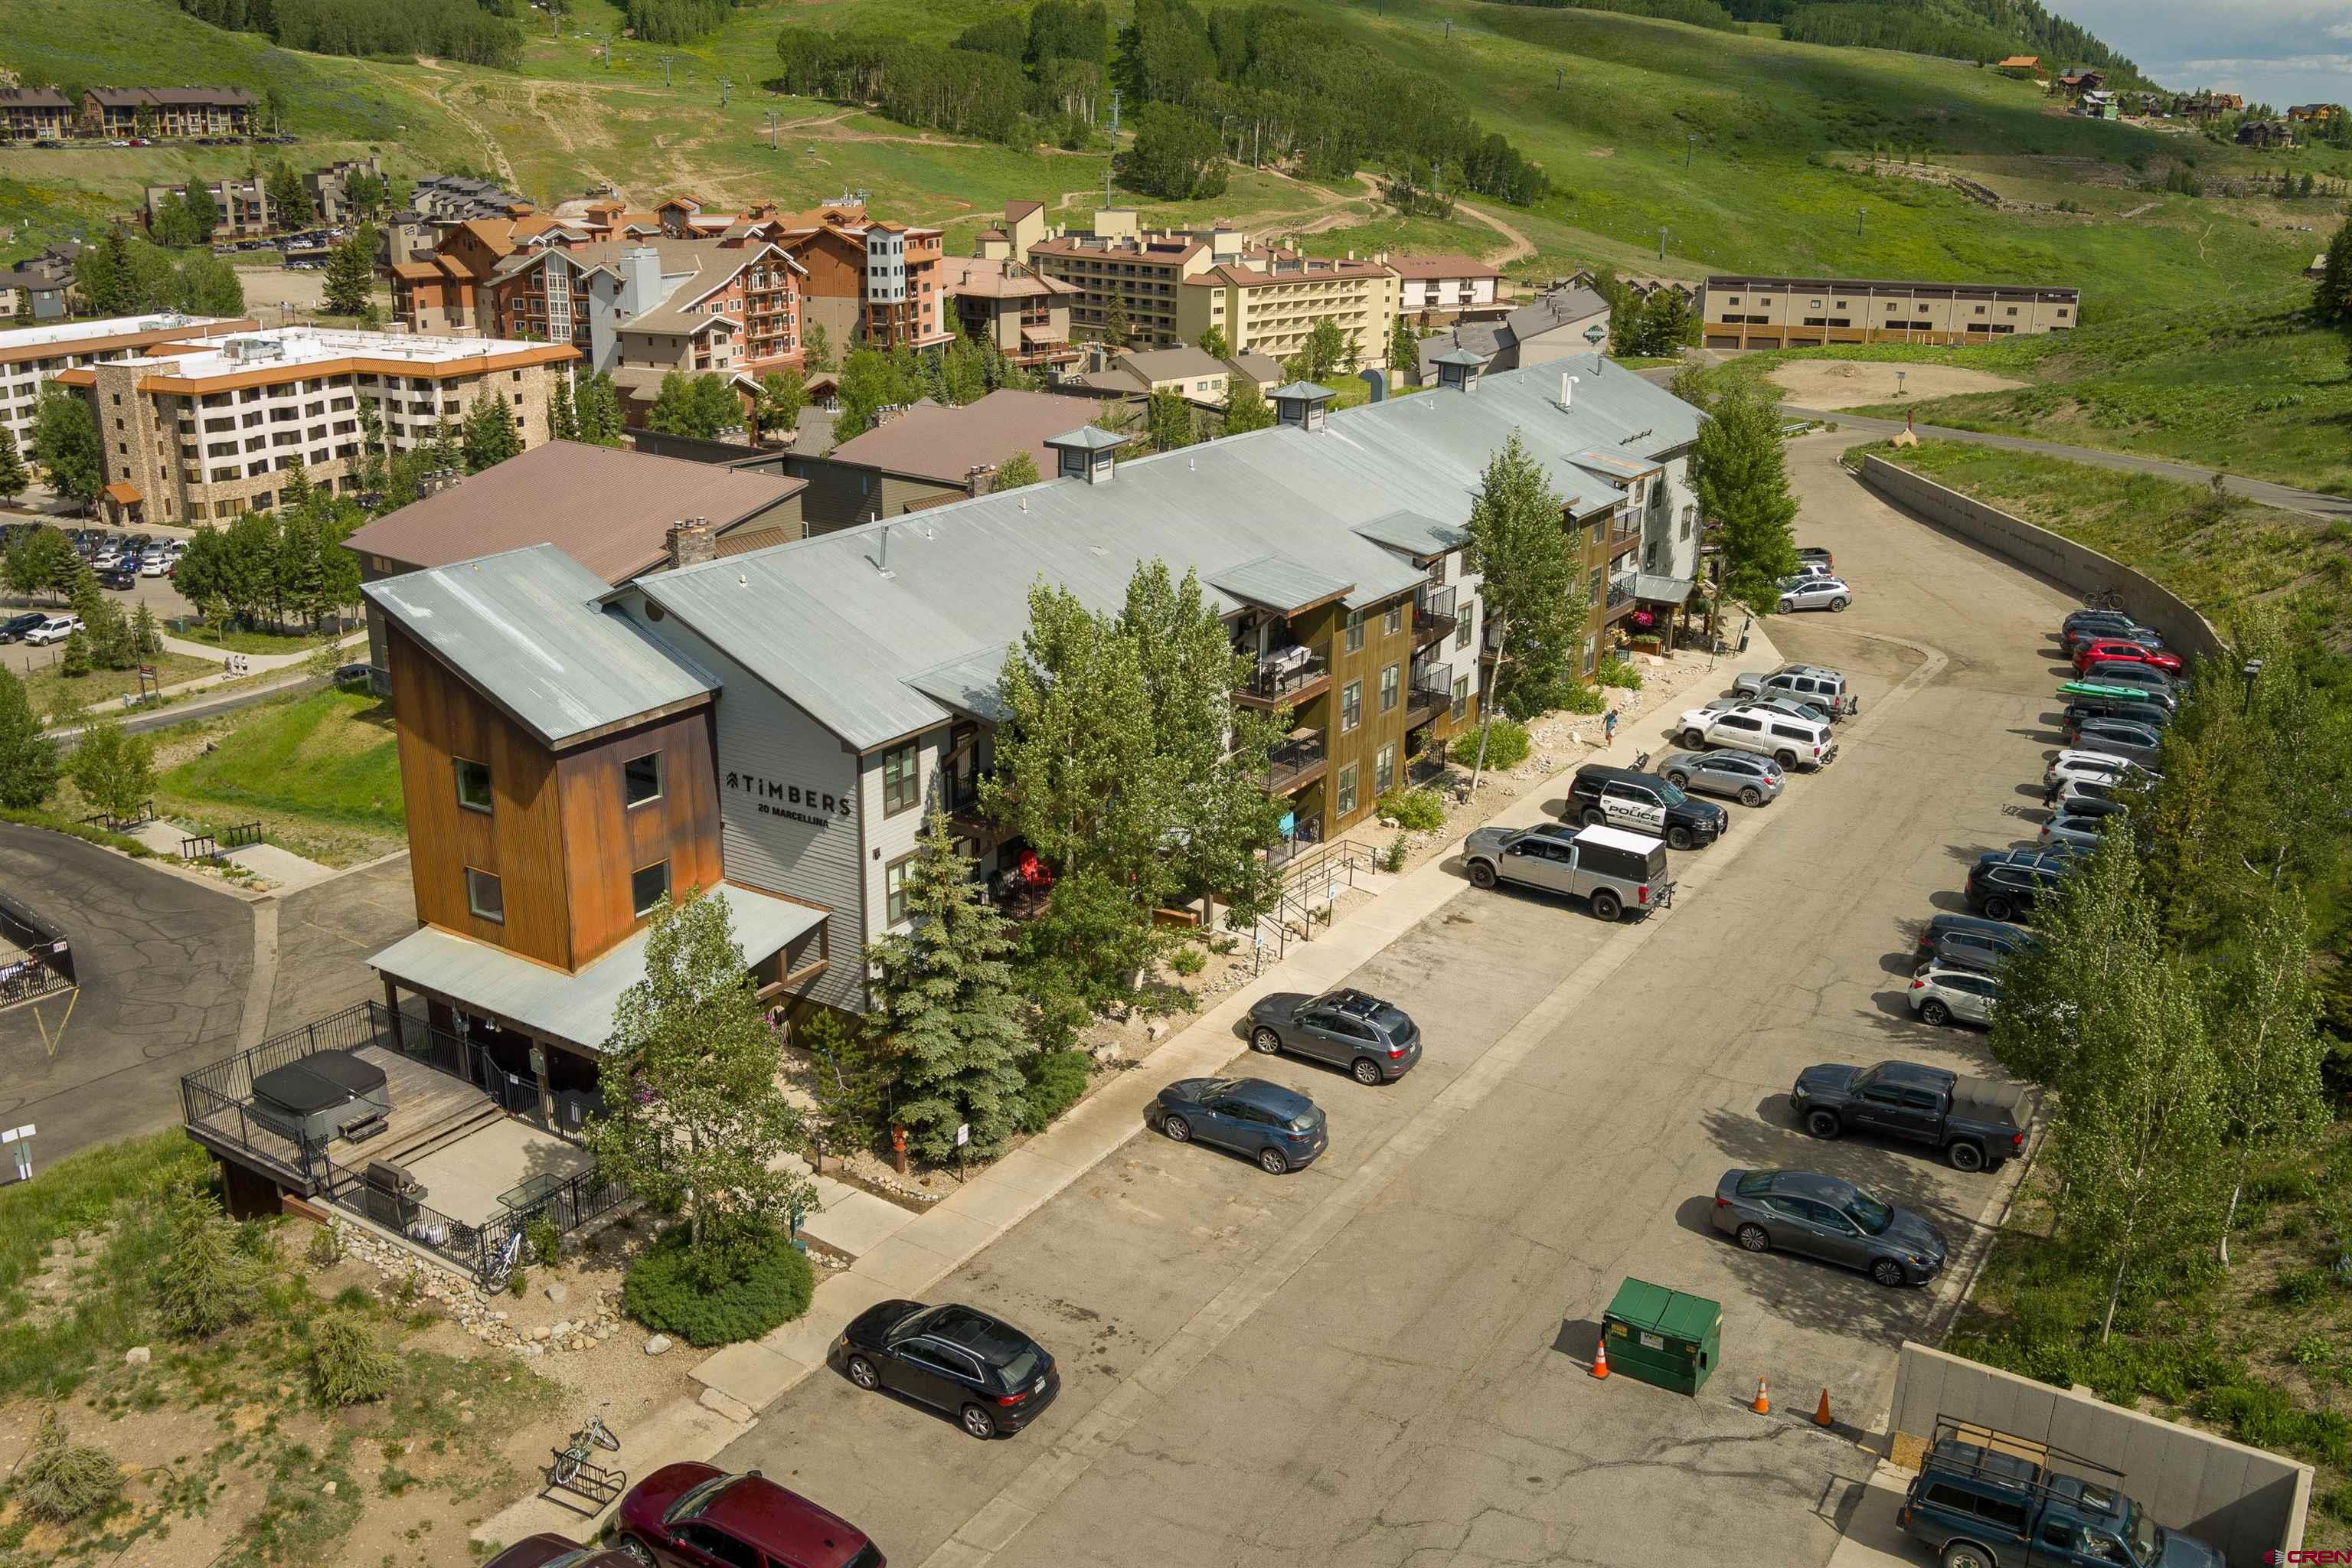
904,645,1016,724
1045,425,1128,452
1209,554,1356,614
1431,348,1487,368
1634,573,1697,603
369,884,825,1052
1352,509,1468,560
1269,381,1337,403
363,544,715,749
632,362,1701,751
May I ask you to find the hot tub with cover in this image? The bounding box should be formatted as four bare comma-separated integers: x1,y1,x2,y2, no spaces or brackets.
249,1050,390,1145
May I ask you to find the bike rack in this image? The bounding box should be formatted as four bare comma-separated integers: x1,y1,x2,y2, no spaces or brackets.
540,1453,626,1513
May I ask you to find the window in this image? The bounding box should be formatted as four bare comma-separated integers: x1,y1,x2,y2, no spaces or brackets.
881,741,920,815
631,861,670,916
1340,680,1361,732
1681,505,1696,539
1336,763,1357,816
623,752,662,807
465,867,505,923
1344,609,1365,652
1383,603,1403,637
1374,743,1395,794
885,854,917,924
1379,664,1400,713
674,1525,760,1568
1455,605,1473,651
1583,634,1597,675
1452,676,1469,721
454,758,492,812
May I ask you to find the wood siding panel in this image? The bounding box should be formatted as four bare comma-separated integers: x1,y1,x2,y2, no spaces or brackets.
554,708,724,968
387,623,572,968
1315,591,1421,838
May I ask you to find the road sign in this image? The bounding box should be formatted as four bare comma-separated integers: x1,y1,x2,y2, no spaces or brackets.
955,1123,970,1147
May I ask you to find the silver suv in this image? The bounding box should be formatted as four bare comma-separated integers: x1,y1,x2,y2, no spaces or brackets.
1733,665,1853,714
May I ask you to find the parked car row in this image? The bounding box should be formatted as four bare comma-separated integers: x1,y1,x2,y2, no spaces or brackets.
1778,547,1854,614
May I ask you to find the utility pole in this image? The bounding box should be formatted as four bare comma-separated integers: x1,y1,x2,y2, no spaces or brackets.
1658,226,1668,262
719,77,731,109
599,38,609,69
1108,90,1120,139
764,111,781,150
1686,133,1697,168
660,54,673,88
1857,206,1867,237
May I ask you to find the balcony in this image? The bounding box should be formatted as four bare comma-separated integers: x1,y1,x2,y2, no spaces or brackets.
946,784,990,839
1604,570,1638,624
1406,663,1452,726
1413,585,1459,647
1265,730,1328,795
1609,520,1642,558
1238,647,1331,709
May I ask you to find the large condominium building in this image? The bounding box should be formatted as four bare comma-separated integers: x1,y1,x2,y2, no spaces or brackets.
77,87,255,139
940,256,1081,371
0,312,253,459
1179,250,1400,365
143,175,273,240
55,326,575,528
1700,275,2079,350
0,88,74,142
354,358,1701,1054
769,198,950,352
1026,211,1248,348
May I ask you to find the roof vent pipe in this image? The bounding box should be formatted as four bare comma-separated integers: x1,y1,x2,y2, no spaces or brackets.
877,523,891,577
1562,374,1577,410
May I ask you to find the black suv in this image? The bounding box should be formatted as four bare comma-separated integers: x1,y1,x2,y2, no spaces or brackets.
1964,850,2072,923
1563,763,1726,851
833,1298,1059,1439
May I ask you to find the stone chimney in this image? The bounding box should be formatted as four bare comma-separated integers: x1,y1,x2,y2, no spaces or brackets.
666,515,717,570
967,462,995,497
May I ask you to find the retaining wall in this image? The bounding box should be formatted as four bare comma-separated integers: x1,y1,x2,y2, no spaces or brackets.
1858,454,2226,665
1888,1341,2310,1566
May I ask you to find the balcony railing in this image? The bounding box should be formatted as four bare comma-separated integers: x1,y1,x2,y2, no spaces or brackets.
1266,730,1328,794
1604,570,1638,622
1238,648,1331,707
1609,519,1642,557
1413,585,1459,645
1406,663,1452,724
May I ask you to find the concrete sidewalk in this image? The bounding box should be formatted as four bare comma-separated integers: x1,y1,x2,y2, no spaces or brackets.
122,816,337,893
471,628,1785,1549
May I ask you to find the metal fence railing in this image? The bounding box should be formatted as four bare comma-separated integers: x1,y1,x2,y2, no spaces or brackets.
314,1147,630,1285
0,890,76,1006
181,819,262,860
80,798,154,833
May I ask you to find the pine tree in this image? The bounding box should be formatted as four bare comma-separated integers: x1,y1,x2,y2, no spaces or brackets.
1222,377,1275,434
0,666,59,809
2317,216,2352,325
1145,387,1195,452
1387,317,1419,379
460,395,521,472
993,449,1042,488
28,388,101,509
1102,291,1130,349
322,227,375,316
0,425,28,502
547,377,580,443
867,806,1031,1161
1691,383,1799,615
1195,324,1230,360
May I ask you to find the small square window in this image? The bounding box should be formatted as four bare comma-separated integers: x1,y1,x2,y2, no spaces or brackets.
455,758,492,812
1383,603,1403,637
466,867,504,923
881,742,920,815
623,752,662,807
631,861,670,917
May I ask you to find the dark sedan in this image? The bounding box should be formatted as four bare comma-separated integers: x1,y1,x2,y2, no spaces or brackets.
616,1463,883,1568
1147,1076,1328,1173
482,1535,637,1568
831,1299,1057,1440
1246,986,1421,1083
1710,1168,1948,1287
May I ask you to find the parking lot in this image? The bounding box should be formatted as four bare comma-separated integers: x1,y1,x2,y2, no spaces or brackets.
707,428,2079,1568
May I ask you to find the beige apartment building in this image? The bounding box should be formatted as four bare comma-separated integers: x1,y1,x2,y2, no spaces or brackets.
1178,252,1398,365
0,312,253,459
57,326,576,528
1027,211,1246,348
1700,275,2079,349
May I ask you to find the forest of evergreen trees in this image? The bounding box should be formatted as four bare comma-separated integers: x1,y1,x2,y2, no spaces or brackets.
173,0,524,70
1495,0,2137,76
777,0,1550,206
622,0,743,47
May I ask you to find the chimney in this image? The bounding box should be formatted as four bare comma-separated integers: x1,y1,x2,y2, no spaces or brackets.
1560,373,1577,409
619,246,664,314
967,462,995,496
665,515,717,570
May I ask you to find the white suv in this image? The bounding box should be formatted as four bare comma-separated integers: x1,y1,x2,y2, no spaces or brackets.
1675,705,1837,770
24,614,80,646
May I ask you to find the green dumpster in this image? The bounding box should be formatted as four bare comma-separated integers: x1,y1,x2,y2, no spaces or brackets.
1601,1278,1720,1396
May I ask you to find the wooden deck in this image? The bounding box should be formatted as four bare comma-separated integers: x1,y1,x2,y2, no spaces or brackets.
188,1044,500,1194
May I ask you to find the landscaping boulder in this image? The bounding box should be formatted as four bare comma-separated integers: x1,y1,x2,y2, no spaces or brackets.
644,1334,674,1357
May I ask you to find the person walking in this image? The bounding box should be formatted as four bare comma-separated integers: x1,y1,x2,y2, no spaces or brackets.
1603,707,1619,746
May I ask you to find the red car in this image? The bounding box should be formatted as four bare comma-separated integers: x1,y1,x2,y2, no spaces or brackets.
483,1536,637,1568
616,1463,883,1568
2072,639,2182,678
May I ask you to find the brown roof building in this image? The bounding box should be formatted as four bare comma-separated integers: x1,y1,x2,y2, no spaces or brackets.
77,87,255,138
784,388,1105,531
941,256,1082,370
0,87,74,140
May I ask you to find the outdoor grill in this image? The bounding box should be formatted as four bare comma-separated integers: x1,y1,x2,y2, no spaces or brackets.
248,1050,390,1145
361,1159,426,1230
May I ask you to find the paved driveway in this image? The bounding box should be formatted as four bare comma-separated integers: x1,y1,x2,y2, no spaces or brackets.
0,825,253,1165
710,429,2076,1568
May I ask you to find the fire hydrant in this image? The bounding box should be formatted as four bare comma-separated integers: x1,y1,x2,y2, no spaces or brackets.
890,1125,908,1176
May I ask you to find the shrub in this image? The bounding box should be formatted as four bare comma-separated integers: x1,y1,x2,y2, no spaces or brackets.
1471,717,1530,771
1378,832,1408,874
508,1266,529,1299
2323,1484,2352,1524
1167,945,1206,977
16,1410,122,1524
305,1225,343,1269
2291,1335,2333,1368
1596,655,1644,690
309,1312,394,1406
1377,786,1445,832
1018,1049,1092,1134
526,1216,560,1267
622,1227,815,1347
152,1188,260,1339
2197,1381,2350,1465
1559,682,1608,714
2275,1266,2331,1306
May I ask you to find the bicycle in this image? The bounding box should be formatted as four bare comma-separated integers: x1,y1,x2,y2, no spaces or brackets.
2081,588,2125,612
549,1413,622,1489
482,1228,524,1294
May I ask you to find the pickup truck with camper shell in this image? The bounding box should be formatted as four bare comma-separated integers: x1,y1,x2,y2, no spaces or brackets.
1789,1059,2030,1172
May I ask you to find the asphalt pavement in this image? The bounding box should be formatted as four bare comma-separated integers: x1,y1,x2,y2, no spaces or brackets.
708,427,2082,1568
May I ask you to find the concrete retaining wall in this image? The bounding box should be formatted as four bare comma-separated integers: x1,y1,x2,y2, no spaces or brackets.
1888,1341,2311,1565
1858,454,2226,665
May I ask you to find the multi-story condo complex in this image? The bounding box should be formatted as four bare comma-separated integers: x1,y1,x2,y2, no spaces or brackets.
1700,275,2079,349
0,312,253,463
1391,254,1508,322
0,88,74,142
305,156,384,225
941,257,1083,371
1026,210,1248,348
143,175,273,240
54,325,575,528
353,359,1700,1063
77,87,255,139
1178,250,1400,365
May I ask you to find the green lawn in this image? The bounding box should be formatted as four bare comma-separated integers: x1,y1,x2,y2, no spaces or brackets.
1874,438,2352,648
168,620,345,657
155,688,406,864
23,651,217,719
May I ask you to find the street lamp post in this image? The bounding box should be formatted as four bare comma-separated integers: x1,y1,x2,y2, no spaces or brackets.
1685,134,1696,168
1584,322,1607,371
2243,658,2265,715
1657,226,1668,263
1895,370,1906,398
1856,207,1867,237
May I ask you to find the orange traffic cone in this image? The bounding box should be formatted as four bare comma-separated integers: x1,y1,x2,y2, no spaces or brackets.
1815,1387,1834,1428
1751,1377,1771,1415
1591,1335,1611,1379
